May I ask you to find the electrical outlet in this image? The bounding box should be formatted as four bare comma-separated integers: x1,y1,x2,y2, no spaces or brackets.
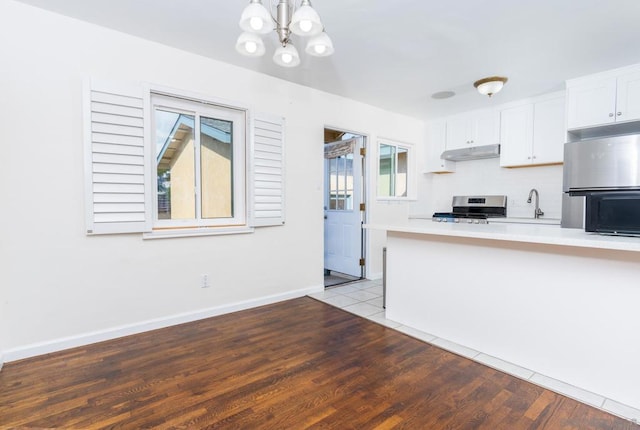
201,274,210,288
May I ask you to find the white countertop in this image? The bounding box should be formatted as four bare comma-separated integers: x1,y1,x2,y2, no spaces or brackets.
366,219,640,253
409,215,561,225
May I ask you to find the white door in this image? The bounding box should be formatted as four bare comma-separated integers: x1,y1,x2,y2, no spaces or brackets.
324,138,363,278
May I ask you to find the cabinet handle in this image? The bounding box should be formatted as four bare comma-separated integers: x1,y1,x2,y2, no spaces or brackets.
609,113,614,117
527,156,531,160
617,112,622,116
533,155,537,159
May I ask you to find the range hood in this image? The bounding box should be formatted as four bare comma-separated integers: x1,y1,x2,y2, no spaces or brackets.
441,144,500,161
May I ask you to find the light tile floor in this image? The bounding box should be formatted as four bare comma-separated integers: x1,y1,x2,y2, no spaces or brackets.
308,279,640,424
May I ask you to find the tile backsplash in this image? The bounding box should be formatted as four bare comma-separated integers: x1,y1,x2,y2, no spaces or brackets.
411,158,563,219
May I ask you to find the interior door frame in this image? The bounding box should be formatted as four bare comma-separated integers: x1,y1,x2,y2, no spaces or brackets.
323,125,369,279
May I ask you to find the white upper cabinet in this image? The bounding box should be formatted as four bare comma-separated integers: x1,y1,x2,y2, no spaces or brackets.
445,110,500,151
500,94,566,167
616,71,640,122
425,120,455,173
567,65,640,130
533,96,566,164
500,104,533,167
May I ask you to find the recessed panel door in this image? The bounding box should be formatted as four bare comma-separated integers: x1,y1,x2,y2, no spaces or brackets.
324,138,363,278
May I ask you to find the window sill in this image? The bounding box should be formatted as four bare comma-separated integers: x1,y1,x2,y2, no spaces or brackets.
143,226,254,240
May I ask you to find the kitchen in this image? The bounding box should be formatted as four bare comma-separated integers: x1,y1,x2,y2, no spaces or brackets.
3,0,640,427
370,62,640,417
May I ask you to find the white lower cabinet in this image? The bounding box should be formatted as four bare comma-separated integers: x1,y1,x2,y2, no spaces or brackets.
500,94,566,167
425,119,455,173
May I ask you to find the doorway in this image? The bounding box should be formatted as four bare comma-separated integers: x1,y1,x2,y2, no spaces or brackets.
323,127,367,287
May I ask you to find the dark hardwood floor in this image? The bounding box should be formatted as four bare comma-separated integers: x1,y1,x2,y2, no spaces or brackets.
1,297,637,429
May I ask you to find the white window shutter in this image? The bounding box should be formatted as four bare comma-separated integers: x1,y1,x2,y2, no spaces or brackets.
83,78,152,234
249,113,285,227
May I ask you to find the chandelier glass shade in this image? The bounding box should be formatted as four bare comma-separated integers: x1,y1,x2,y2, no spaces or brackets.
236,0,333,67
273,44,301,67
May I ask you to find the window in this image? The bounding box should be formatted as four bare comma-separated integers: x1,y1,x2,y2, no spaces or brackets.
378,141,410,199
152,94,246,228
83,78,285,236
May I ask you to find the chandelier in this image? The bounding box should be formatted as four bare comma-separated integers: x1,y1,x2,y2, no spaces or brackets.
235,0,334,67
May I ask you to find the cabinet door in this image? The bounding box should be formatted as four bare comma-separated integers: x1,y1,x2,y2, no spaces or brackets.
566,77,617,129
445,114,471,151
616,71,640,123
532,96,566,165
425,120,455,173
500,104,534,167
472,110,500,147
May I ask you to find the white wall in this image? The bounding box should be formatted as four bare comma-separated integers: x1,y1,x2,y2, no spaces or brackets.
412,157,563,219
0,0,422,359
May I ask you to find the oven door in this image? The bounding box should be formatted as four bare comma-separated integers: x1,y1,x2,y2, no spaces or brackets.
585,191,640,236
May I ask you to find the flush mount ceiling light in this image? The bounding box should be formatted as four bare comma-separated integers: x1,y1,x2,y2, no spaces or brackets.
474,76,508,97
236,0,334,68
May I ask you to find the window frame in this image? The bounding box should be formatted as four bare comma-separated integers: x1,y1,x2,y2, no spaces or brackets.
376,139,414,201
148,89,248,231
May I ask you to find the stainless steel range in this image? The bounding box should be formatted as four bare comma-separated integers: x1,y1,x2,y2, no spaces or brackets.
432,195,507,224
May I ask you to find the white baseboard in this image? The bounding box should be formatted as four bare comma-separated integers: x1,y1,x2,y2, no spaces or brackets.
4,285,323,363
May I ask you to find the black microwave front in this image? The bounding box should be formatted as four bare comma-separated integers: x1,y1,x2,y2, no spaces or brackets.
585,191,640,236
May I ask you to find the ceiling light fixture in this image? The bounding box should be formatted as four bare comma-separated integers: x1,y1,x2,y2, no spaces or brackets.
236,0,334,68
474,76,508,97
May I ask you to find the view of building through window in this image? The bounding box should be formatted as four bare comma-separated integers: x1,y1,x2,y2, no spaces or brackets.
378,142,408,198
153,94,243,227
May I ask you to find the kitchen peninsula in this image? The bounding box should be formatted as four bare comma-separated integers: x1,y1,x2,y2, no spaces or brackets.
368,220,640,412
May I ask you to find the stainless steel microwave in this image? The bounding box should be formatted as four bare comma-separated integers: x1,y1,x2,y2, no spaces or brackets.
584,191,640,236
562,134,640,231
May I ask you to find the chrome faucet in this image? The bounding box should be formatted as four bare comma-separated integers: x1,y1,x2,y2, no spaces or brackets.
527,188,544,219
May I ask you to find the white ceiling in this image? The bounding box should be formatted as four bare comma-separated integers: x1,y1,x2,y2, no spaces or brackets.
14,0,640,119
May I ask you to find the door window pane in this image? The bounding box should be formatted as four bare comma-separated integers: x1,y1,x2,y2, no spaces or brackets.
327,151,354,211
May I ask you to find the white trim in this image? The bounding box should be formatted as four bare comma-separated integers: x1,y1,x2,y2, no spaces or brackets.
367,271,383,281
147,82,250,113
143,226,254,240
3,285,323,363
0,352,4,371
